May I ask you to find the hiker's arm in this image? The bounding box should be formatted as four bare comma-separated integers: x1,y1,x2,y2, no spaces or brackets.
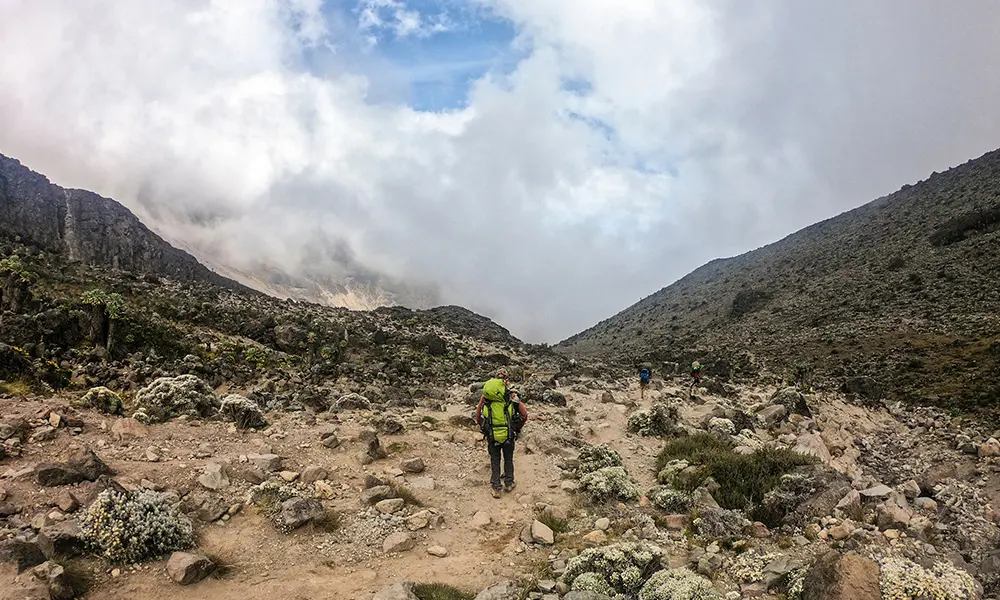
475,396,485,426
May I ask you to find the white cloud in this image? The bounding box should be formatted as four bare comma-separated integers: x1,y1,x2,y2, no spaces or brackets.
357,0,452,44
1,0,999,343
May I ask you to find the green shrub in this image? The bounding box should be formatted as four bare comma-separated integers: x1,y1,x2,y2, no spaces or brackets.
579,466,640,503
561,542,662,597
577,444,624,475
647,486,692,513
78,387,124,415
81,289,126,319
81,488,194,564
639,568,720,600
656,434,814,526
413,583,475,600
626,400,681,437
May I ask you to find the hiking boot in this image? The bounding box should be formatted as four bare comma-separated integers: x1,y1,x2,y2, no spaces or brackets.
491,487,501,499
504,481,517,493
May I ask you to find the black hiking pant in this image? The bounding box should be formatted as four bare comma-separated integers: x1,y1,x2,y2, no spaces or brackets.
488,439,515,489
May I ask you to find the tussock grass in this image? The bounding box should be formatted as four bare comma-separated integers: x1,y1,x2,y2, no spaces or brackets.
413,583,475,600
536,508,569,534
657,433,815,523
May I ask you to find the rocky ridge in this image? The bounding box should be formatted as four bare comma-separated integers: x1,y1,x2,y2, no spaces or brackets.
557,147,1000,416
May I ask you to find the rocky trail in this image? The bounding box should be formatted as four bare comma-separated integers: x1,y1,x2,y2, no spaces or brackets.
3,370,1000,600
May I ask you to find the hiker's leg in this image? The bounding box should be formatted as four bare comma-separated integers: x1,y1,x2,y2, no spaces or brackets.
487,442,502,490
502,440,515,486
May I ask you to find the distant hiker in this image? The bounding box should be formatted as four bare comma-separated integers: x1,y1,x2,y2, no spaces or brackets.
475,370,529,499
690,361,703,387
638,365,652,400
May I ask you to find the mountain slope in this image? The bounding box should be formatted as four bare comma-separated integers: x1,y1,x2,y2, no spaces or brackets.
0,154,246,290
558,148,1000,411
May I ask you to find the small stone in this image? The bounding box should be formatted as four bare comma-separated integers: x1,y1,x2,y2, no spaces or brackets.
111,418,149,440
427,545,448,557
595,517,610,531
400,458,426,473
901,480,921,500
914,497,938,512
300,466,328,484
279,470,300,482
248,453,283,472
279,497,325,530
581,530,606,545
55,490,79,513
361,485,394,505
408,476,435,490
373,582,419,600
859,484,892,499
828,520,855,541
383,532,415,553
472,511,491,528
531,520,555,545
748,521,770,538
166,552,216,585
406,510,431,531
31,560,74,600
980,438,1000,458
198,462,230,490
376,498,405,514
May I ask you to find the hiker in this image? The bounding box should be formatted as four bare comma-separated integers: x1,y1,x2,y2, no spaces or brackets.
638,365,651,400
475,371,528,499
690,361,703,387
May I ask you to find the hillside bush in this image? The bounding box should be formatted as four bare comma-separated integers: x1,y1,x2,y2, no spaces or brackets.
561,542,663,597
656,433,815,526
626,400,680,437
80,488,193,564
577,444,624,475
638,568,720,600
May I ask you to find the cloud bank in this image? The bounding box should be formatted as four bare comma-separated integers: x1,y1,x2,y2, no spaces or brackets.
0,0,998,342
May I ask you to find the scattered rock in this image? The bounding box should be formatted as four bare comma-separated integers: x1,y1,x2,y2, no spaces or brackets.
859,484,892,499
37,520,87,557
531,519,555,545
248,453,282,472
376,498,405,514
166,552,216,585
757,405,788,427
320,431,342,449
35,464,85,487
427,545,448,557
300,466,328,484
198,462,230,491
595,517,610,531
979,438,1000,458
279,497,325,530
383,532,415,554
374,582,419,600
400,457,425,473
362,485,395,505
111,418,149,441
31,560,75,600
476,580,519,600
801,551,880,600
55,491,80,515
471,511,491,528
0,538,47,573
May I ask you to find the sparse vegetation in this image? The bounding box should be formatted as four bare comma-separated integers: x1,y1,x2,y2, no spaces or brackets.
656,433,815,525
390,484,423,507
80,487,194,564
413,583,476,600
536,508,570,534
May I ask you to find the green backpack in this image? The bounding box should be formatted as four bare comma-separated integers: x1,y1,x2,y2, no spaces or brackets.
482,378,513,444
